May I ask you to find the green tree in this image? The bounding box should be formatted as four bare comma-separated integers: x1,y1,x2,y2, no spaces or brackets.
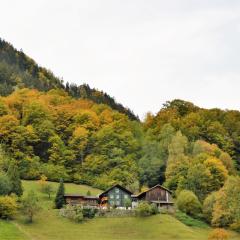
21,190,40,223
0,174,12,196
203,192,218,223
212,176,240,227
55,179,65,209
165,131,190,192
7,161,23,196
42,184,54,199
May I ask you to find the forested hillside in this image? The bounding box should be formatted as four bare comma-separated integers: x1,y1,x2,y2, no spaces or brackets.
0,89,140,190
0,38,138,120
144,99,240,171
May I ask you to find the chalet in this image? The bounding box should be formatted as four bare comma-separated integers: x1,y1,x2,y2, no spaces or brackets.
132,184,173,208
64,194,99,207
99,184,132,208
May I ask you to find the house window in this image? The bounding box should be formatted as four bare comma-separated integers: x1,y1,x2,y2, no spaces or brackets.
115,188,119,193
116,200,120,206
109,200,114,205
124,194,128,199
116,195,120,199
110,194,114,199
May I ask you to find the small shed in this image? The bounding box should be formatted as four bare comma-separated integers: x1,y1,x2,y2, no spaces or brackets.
99,184,132,208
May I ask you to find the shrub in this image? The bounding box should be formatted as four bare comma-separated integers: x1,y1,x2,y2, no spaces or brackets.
208,228,229,240
176,190,202,218
175,210,208,228
82,207,97,219
135,202,158,217
150,203,159,215
60,205,84,223
0,196,18,219
60,205,97,222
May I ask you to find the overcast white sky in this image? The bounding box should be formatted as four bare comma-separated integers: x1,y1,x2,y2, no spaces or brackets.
1,0,240,119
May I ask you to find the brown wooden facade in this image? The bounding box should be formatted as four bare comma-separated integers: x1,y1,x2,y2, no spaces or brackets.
64,194,99,207
132,184,173,208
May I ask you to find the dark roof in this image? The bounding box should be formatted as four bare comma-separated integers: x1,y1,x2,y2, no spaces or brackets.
99,184,132,197
133,184,172,198
64,194,98,200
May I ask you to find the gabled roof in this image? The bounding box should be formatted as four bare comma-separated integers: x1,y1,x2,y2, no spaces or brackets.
99,184,132,197
132,184,172,198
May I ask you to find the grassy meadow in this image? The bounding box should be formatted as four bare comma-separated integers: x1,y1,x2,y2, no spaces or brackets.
0,180,240,240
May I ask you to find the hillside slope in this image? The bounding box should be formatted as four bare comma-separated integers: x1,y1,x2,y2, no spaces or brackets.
13,180,239,240
0,38,138,120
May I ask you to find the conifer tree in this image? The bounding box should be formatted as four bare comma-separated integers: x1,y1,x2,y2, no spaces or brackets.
55,179,65,209
7,161,23,196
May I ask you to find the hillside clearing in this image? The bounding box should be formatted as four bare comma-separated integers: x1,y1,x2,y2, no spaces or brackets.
1,181,234,240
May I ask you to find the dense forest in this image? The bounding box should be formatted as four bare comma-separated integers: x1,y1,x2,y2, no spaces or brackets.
0,38,138,120
0,39,240,229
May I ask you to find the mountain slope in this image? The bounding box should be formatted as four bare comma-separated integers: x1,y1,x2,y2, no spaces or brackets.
0,38,138,120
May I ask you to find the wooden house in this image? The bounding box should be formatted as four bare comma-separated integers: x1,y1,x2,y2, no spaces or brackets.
132,184,173,208
64,194,99,207
99,184,132,208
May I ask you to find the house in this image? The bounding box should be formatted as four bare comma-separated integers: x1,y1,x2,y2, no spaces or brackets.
132,184,173,208
99,184,132,208
64,194,99,207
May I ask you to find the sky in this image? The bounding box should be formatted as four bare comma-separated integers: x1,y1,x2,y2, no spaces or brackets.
1,0,240,119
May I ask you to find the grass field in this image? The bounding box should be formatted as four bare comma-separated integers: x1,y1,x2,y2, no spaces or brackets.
0,220,26,240
1,180,240,240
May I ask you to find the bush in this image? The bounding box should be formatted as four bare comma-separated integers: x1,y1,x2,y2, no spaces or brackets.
60,205,84,223
175,210,208,228
0,196,17,219
135,202,158,217
208,228,229,240
60,205,97,222
176,190,202,218
150,203,159,215
82,207,97,219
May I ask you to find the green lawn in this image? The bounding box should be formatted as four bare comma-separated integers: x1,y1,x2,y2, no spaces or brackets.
0,220,26,240
1,180,240,240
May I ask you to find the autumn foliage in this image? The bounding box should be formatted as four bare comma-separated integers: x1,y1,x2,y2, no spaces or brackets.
208,228,229,240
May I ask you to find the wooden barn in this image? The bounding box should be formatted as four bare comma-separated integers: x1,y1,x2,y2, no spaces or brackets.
99,184,132,208
64,194,99,207
132,184,173,208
